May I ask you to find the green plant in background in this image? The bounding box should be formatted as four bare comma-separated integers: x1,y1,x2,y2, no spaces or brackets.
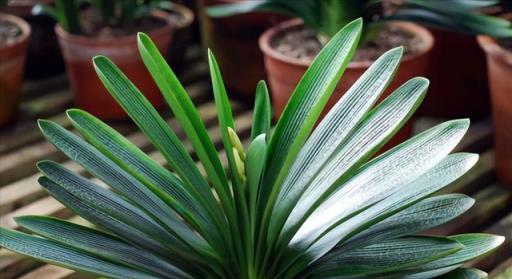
0,19,505,278
208,0,512,43
32,0,171,34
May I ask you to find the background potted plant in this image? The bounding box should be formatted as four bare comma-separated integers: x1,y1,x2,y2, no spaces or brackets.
37,0,175,120
385,0,512,119
478,14,512,187
198,0,285,100
1,0,64,79
0,20,505,278
0,10,30,126
208,0,512,119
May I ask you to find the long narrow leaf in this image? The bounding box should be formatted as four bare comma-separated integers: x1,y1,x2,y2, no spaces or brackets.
15,216,192,279
0,228,161,279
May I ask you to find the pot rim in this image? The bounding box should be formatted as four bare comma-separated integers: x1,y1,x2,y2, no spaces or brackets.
55,10,173,45
0,12,31,49
167,3,195,30
259,18,434,68
477,35,512,64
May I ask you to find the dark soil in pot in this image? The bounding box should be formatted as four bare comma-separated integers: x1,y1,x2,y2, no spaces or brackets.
0,12,30,127
260,20,433,150
56,10,173,120
272,25,423,62
2,0,65,79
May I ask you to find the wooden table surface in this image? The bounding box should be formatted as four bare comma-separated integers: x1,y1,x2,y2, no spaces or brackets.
0,46,511,279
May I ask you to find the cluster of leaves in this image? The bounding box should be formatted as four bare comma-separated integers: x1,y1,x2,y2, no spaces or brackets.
33,0,172,34
0,19,505,279
207,0,512,42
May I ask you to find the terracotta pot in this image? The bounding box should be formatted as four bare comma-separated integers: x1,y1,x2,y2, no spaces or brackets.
0,13,30,127
420,29,489,119
164,3,195,74
197,0,285,101
478,35,512,186
259,19,434,148
56,12,173,120
2,0,65,79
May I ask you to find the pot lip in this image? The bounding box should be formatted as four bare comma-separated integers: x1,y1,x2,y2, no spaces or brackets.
167,3,195,30
477,35,512,64
55,10,173,45
259,18,434,68
0,12,31,49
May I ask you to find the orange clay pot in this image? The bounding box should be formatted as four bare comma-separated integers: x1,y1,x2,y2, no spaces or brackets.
0,13,30,127
478,35,512,186
420,28,490,119
259,19,434,148
197,0,285,101
55,12,173,120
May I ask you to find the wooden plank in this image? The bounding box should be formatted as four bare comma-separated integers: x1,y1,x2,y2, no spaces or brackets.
490,257,512,279
0,81,211,187
474,212,512,272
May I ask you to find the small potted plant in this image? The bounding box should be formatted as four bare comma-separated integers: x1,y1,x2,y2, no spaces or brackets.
0,20,505,278
0,10,30,126
198,0,285,99
38,0,174,120
208,0,512,118
478,14,512,187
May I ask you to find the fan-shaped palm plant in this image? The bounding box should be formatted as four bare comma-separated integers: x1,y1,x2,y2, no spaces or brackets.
0,19,504,279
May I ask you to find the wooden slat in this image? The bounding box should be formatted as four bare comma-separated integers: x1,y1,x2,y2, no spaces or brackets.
490,257,512,279
475,212,512,272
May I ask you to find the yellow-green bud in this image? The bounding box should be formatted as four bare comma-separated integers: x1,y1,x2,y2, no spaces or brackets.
228,127,245,161
233,147,246,184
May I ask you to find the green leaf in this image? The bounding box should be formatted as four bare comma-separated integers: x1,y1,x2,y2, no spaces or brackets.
255,19,362,265
417,234,505,271
287,120,470,252
136,33,232,226
15,216,192,279
339,194,474,251
260,18,362,214
66,109,228,254
246,134,268,229
92,56,219,225
36,161,212,263
280,152,477,277
305,236,463,278
208,49,251,275
37,120,214,258
251,81,272,140
0,228,161,279
267,47,406,245
36,176,207,275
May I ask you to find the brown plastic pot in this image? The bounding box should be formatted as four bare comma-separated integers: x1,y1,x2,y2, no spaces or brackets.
259,19,434,148
478,35,512,186
164,3,194,74
419,28,490,119
197,0,285,101
56,12,173,120
0,13,30,127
